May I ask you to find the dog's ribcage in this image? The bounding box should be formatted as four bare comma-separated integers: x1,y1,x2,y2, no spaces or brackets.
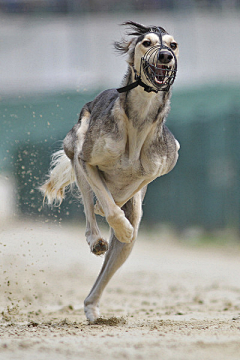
71,89,178,206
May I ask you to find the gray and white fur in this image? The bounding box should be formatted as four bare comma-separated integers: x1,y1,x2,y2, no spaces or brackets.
39,21,180,322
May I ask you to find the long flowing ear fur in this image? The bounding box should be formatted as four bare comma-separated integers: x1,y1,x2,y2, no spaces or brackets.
122,20,152,36
114,39,133,54
122,20,168,36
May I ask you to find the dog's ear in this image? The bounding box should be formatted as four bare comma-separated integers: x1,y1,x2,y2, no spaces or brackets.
114,21,150,55
114,39,134,55
122,21,150,36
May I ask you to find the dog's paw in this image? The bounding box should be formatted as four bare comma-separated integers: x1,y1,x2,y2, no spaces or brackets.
115,220,134,243
94,201,105,217
84,302,100,323
107,211,134,243
91,239,108,256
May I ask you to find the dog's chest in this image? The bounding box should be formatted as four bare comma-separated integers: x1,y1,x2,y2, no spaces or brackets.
87,123,178,204
94,130,169,181
97,145,168,204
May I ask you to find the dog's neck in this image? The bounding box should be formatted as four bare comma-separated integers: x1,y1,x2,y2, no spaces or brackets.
119,66,171,129
117,65,158,94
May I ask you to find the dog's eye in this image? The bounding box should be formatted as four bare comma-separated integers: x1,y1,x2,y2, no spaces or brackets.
142,40,151,47
170,42,177,50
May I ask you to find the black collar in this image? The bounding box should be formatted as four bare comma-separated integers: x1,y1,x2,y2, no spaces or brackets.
117,76,158,94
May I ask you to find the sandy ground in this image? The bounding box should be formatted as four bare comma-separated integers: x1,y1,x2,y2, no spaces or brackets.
1,220,240,360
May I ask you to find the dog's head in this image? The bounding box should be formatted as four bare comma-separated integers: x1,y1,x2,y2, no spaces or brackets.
115,21,179,91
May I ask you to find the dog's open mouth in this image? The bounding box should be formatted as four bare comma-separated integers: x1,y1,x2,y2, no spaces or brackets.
147,63,173,86
153,64,169,85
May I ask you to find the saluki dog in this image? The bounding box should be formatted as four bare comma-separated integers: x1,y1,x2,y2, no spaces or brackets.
39,21,180,322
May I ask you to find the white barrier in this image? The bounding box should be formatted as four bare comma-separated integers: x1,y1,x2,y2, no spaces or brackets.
0,11,240,95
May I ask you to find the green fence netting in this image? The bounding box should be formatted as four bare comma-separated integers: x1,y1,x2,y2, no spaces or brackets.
1,85,240,229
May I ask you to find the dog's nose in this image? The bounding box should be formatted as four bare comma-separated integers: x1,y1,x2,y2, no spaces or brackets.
158,51,173,64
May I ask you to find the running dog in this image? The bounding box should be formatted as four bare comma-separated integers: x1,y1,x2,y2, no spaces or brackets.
39,21,180,322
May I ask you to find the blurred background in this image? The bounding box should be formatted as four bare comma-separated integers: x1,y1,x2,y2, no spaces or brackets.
0,0,240,237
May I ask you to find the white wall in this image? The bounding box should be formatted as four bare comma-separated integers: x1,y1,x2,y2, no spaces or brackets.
0,175,16,221
1,11,240,95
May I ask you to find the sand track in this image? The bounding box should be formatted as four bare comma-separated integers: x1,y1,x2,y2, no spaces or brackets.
1,221,240,359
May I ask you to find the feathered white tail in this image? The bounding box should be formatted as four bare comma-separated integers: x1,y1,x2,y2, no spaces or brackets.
39,150,75,206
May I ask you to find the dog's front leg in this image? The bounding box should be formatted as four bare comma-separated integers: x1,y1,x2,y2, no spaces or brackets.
74,156,134,244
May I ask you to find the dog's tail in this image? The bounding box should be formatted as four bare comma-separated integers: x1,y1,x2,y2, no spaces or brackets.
39,150,76,206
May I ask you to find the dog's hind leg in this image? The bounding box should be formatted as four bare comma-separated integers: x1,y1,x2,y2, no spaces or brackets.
74,165,108,256
74,158,134,244
84,189,145,322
